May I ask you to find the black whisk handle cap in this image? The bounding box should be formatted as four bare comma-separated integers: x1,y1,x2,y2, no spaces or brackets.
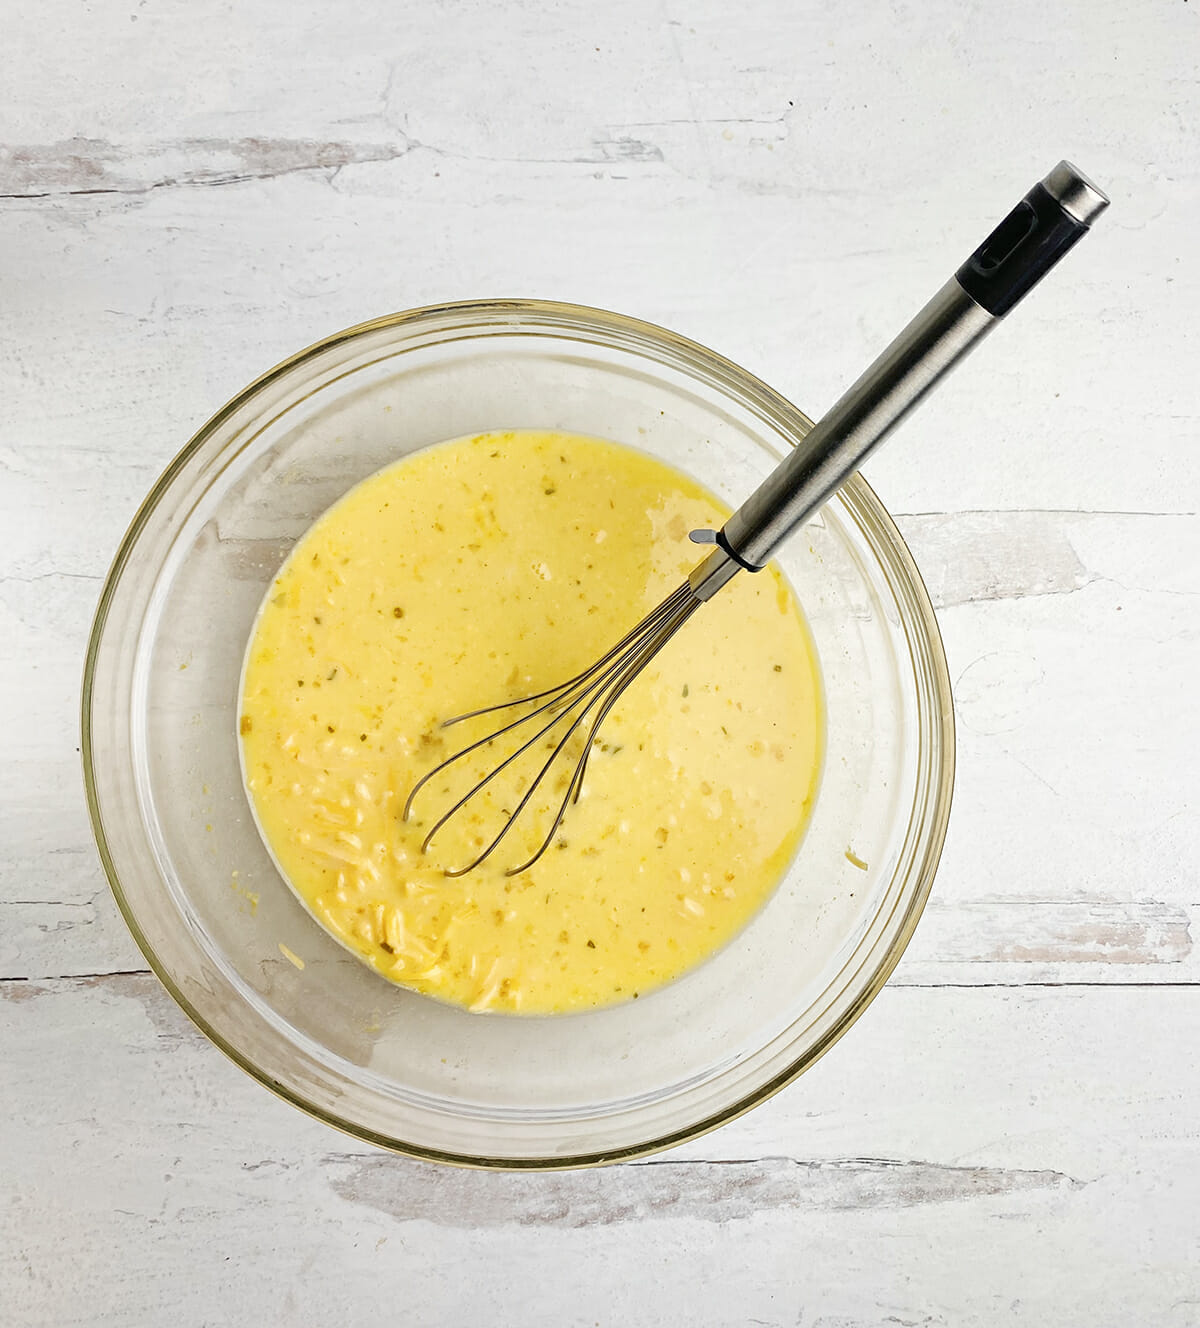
955,161,1109,319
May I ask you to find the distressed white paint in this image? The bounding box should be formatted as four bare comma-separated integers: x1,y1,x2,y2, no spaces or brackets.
1,0,1198,1324
3,980,1199,1327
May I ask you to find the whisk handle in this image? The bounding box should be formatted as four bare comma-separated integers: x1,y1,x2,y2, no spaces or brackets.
718,160,1108,572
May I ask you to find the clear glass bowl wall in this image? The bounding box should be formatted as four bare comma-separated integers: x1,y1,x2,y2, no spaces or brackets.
84,302,954,1168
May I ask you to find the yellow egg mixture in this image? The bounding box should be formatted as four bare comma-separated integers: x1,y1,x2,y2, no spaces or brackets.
239,430,822,1013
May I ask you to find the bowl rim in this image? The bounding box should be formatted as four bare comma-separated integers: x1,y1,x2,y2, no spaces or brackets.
82,297,955,1170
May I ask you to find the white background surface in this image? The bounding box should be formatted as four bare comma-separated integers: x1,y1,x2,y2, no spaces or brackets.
2,1,1198,1324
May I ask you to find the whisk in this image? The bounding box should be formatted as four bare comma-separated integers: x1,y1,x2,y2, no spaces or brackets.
405,161,1108,875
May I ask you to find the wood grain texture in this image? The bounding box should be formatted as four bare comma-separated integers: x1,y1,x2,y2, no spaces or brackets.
2,0,1198,1322
3,979,1199,1327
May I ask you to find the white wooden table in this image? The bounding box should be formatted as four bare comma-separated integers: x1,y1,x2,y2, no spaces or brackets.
3,2,1197,1323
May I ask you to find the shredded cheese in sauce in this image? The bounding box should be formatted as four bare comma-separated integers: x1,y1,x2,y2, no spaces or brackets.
240,430,822,1013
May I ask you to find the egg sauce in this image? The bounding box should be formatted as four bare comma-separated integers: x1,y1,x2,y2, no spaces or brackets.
239,430,822,1013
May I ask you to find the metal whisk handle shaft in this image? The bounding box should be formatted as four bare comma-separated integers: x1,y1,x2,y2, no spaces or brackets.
719,160,1109,572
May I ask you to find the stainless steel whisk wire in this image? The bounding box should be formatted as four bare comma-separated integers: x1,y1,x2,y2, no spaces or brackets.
403,583,701,876
404,162,1109,875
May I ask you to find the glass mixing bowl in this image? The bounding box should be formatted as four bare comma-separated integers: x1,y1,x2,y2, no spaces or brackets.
83,300,954,1168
